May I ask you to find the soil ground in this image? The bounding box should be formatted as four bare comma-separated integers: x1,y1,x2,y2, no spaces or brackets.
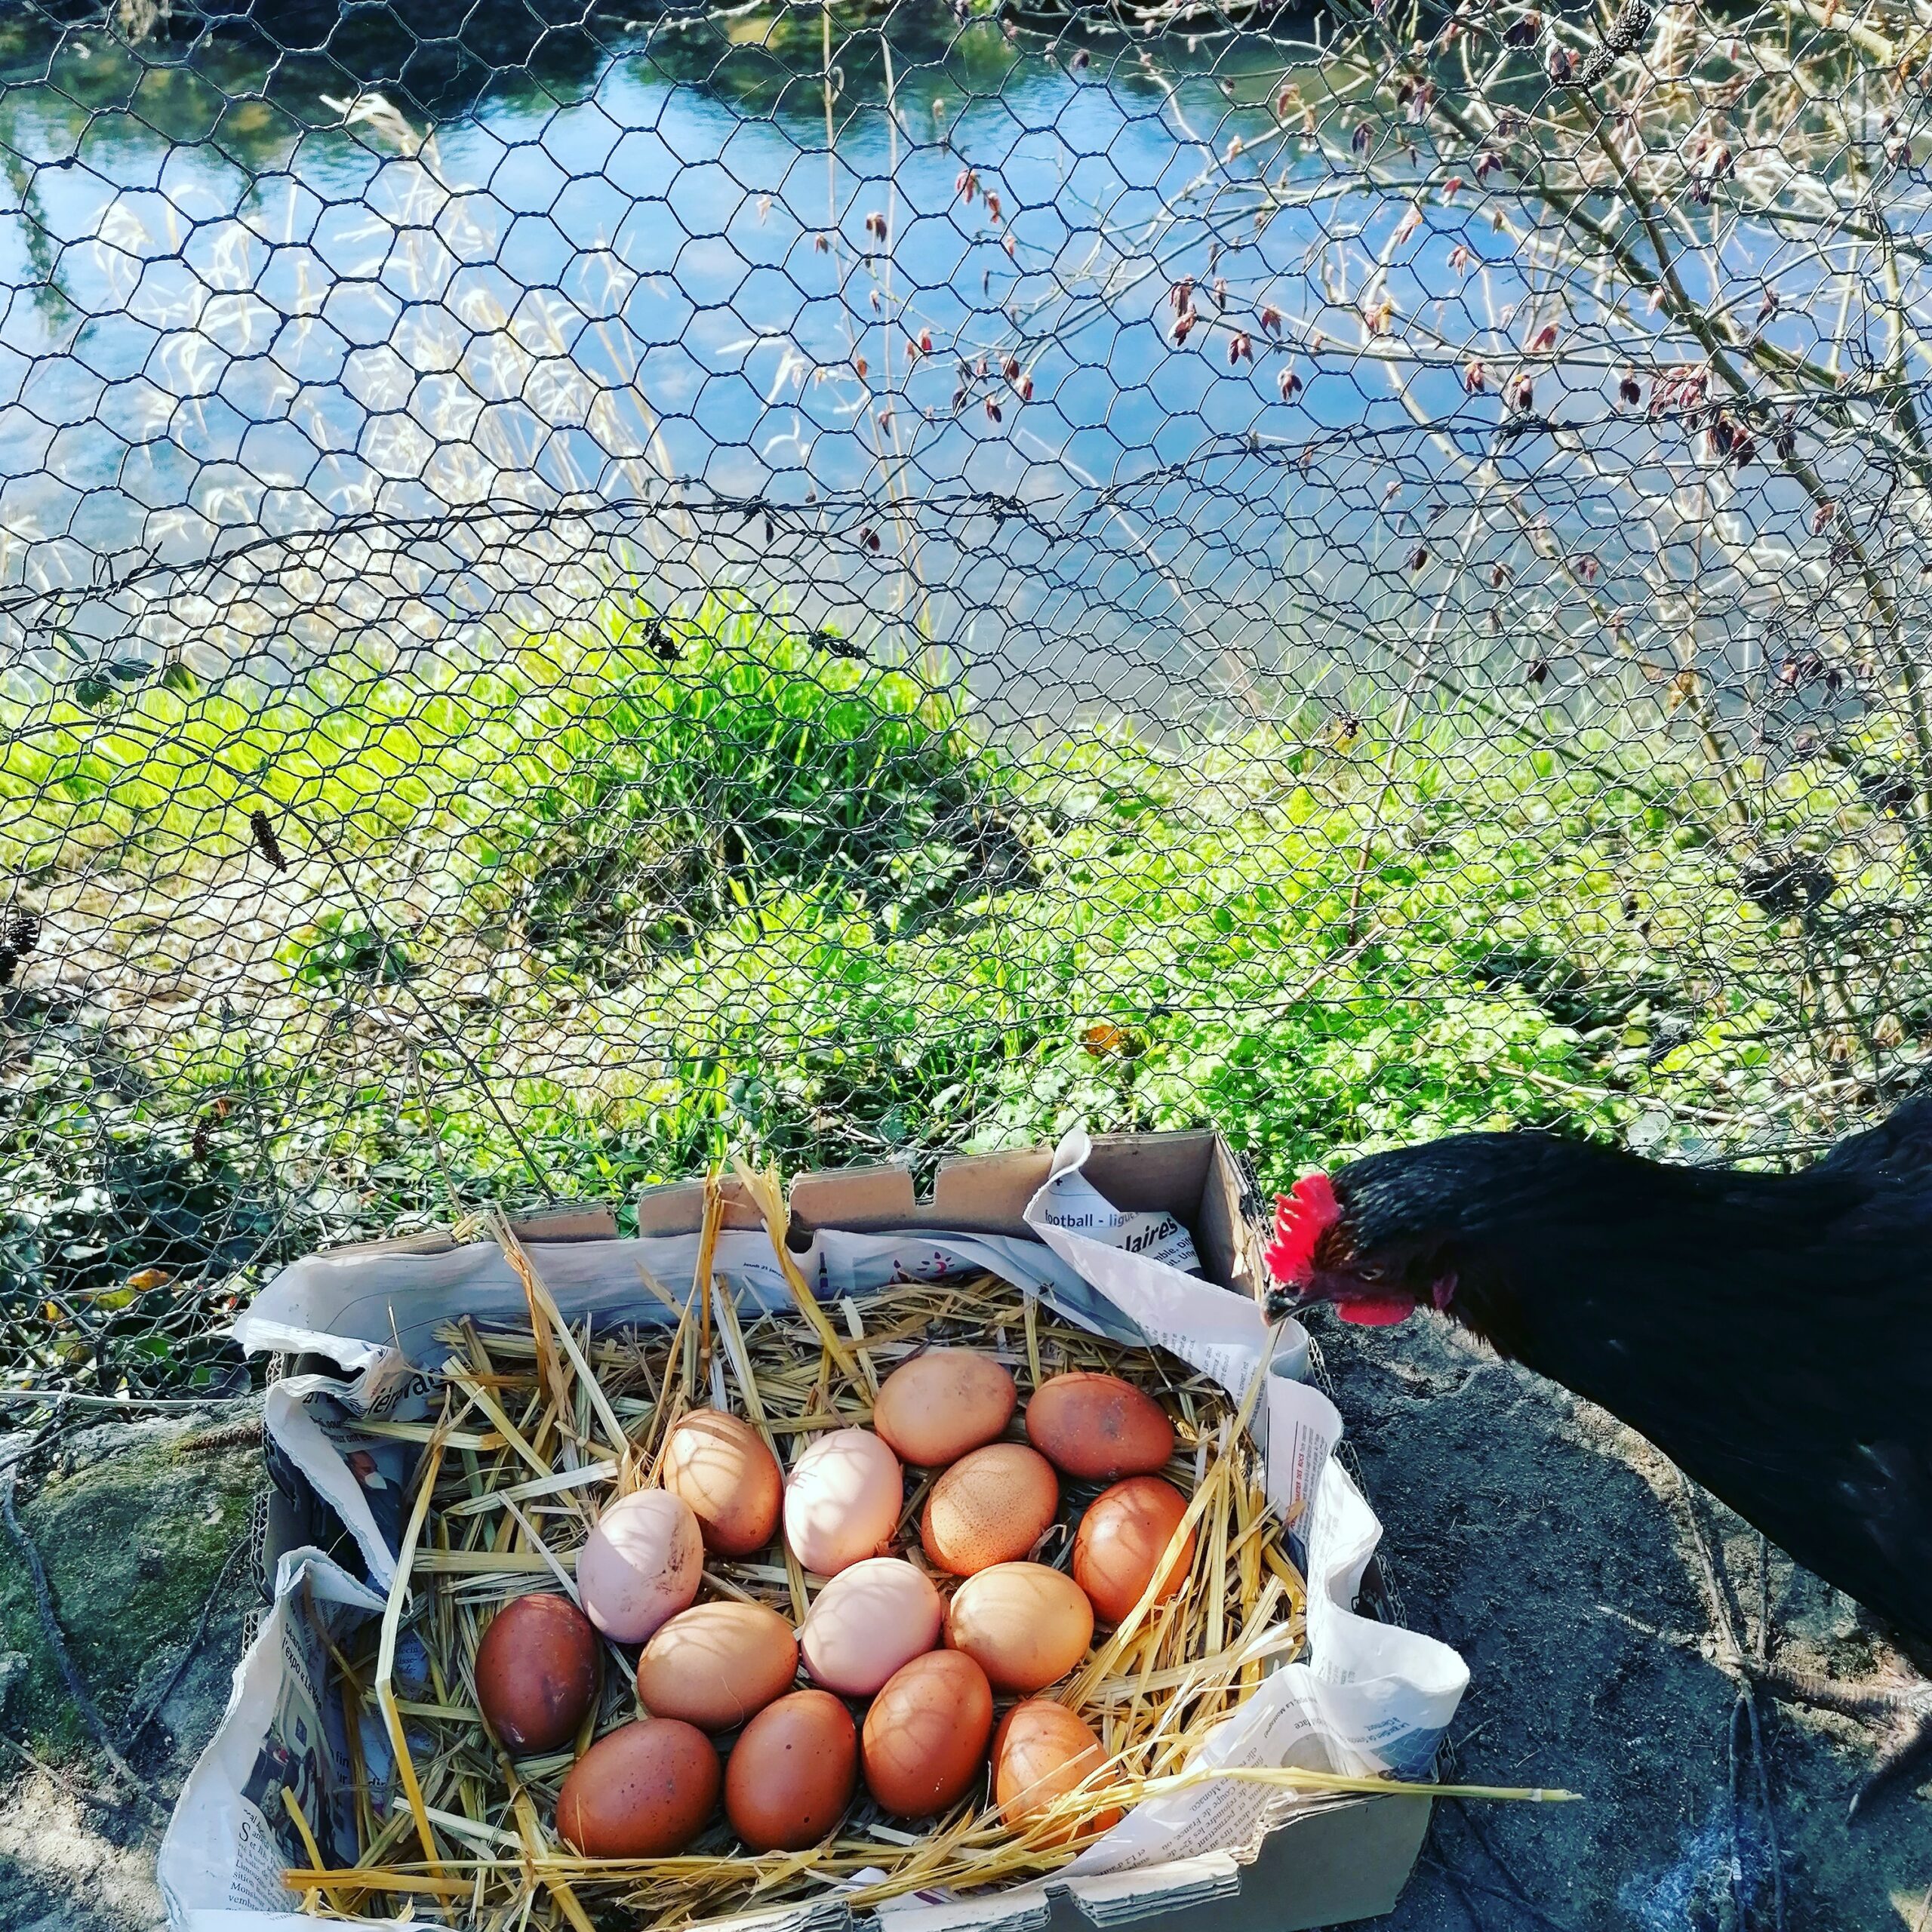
1,1324,1927,1932
1324,1312,1932,1932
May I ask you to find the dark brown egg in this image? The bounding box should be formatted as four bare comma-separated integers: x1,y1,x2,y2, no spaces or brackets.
1072,1477,1196,1626
662,1410,784,1558
860,1651,995,1819
920,1442,1059,1576
473,1593,600,1755
555,1718,721,1857
1025,1373,1174,1480
724,1690,859,1852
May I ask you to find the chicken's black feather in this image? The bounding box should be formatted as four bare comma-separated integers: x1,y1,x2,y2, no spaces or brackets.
1324,1112,1932,1645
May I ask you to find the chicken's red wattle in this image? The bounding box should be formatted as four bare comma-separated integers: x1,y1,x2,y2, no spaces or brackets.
1334,1299,1412,1326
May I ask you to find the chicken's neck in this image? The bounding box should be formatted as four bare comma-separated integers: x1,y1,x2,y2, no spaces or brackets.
1427,1177,1823,1415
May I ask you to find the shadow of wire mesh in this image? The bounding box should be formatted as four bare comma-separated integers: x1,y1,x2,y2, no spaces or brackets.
2,0,1927,1398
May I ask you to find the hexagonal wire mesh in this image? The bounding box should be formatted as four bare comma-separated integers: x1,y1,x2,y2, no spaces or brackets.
1,0,1927,1399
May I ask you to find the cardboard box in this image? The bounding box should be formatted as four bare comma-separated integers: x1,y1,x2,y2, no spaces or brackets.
257,1129,1429,1930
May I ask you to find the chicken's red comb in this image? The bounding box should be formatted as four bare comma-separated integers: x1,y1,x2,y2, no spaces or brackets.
1265,1173,1341,1288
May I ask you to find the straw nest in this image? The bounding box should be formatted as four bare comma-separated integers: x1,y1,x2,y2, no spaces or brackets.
278,1168,1555,1929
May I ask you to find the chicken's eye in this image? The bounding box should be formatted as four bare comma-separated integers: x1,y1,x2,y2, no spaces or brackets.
1356,1263,1386,1283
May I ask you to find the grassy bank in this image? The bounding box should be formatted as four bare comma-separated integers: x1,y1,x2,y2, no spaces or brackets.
0,599,1894,1396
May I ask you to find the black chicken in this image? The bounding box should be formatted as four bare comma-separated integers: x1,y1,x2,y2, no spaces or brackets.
1263,1099,1932,1809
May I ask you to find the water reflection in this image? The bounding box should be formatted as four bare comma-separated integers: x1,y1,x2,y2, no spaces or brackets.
0,2,1456,725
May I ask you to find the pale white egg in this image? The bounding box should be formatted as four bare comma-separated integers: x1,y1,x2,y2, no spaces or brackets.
577,1489,703,1643
783,1428,903,1576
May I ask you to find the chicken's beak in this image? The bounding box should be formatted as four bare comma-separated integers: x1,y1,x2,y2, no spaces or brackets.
1262,1279,1306,1323
1269,1268,1420,1328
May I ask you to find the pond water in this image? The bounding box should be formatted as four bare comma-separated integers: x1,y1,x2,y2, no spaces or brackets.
0,2,1673,725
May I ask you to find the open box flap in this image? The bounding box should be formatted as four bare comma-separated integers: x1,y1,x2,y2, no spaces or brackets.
312,1132,1257,1288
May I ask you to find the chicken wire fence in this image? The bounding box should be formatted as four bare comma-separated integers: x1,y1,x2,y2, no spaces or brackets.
2,0,1930,1400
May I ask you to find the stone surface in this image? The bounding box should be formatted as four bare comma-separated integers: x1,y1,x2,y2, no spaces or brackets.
0,1402,261,1932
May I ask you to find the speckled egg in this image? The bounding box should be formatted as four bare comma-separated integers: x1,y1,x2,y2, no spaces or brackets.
783,1428,903,1577
555,1718,721,1857
919,1443,1059,1576
724,1690,860,1852
577,1489,705,1644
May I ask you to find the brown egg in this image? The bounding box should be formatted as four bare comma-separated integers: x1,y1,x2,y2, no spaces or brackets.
724,1690,859,1851
555,1718,721,1857
992,1700,1122,1841
662,1410,783,1558
860,1650,995,1819
920,1443,1059,1577
944,1562,1094,1694
1025,1373,1174,1481
1072,1478,1197,1627
635,1601,799,1731
472,1593,601,1755
872,1350,1017,1467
